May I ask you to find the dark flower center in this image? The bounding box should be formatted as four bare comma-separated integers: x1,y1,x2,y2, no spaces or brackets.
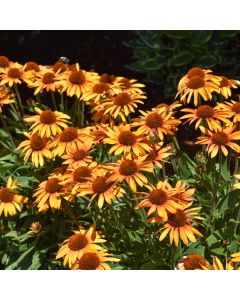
118,78,131,89
74,252,100,270
211,132,229,145
68,233,88,251
167,210,187,227
25,61,40,72
40,110,57,124
69,70,86,85
73,149,86,161
183,254,208,270
73,166,92,182
92,83,110,94
196,105,214,119
149,189,168,205
118,131,137,146
0,188,14,203
220,76,229,87
7,68,21,79
187,76,205,89
100,73,115,84
60,127,78,143
119,159,138,176
52,61,67,73
232,102,240,114
92,176,112,194
45,178,62,193
114,93,131,106
0,56,10,68
187,67,205,79
42,72,55,84
30,133,47,150
145,112,163,128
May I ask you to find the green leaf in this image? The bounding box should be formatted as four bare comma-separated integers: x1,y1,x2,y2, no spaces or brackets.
205,234,218,247
6,246,35,270
170,52,193,67
218,189,240,213
141,58,166,71
165,31,189,39
221,157,231,181
192,31,212,45
197,55,217,68
210,247,226,256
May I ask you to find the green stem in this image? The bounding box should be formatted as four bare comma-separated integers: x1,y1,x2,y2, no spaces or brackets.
172,135,180,151
109,205,128,248
0,113,15,148
234,158,239,175
171,245,177,269
13,84,24,116
51,91,57,111
36,94,41,104
81,100,85,127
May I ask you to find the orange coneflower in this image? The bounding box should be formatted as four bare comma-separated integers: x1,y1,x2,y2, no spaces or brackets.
180,104,230,131
101,91,146,122
61,142,93,168
0,63,32,87
196,123,240,158
56,225,106,268
33,174,70,210
145,142,172,168
103,123,151,156
23,61,42,73
77,169,125,209
50,127,89,157
24,107,71,137
107,155,153,192
132,107,180,140
176,68,220,106
0,177,28,217
149,202,204,247
216,100,240,123
114,76,145,94
29,69,61,95
72,249,120,270
176,254,210,270
133,179,182,220
58,63,99,99
217,76,240,99
17,132,52,167
81,81,117,104
177,67,220,92
0,87,15,112
61,162,98,195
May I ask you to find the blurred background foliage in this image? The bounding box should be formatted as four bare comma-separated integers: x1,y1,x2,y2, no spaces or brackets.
125,30,240,99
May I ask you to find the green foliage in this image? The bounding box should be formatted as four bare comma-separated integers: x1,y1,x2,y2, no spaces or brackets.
125,30,240,99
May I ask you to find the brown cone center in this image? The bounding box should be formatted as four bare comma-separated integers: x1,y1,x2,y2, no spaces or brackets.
7,68,21,79
145,112,163,128
60,127,78,143
119,159,138,176
68,233,88,251
92,176,111,194
187,76,205,89
75,252,100,270
0,56,10,68
187,67,205,78
167,210,187,227
30,133,47,150
196,105,214,119
149,189,168,205
45,178,62,193
0,188,14,203
69,70,85,85
73,166,91,182
118,131,137,146
114,92,131,106
40,110,57,124
42,72,55,84
211,132,229,145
